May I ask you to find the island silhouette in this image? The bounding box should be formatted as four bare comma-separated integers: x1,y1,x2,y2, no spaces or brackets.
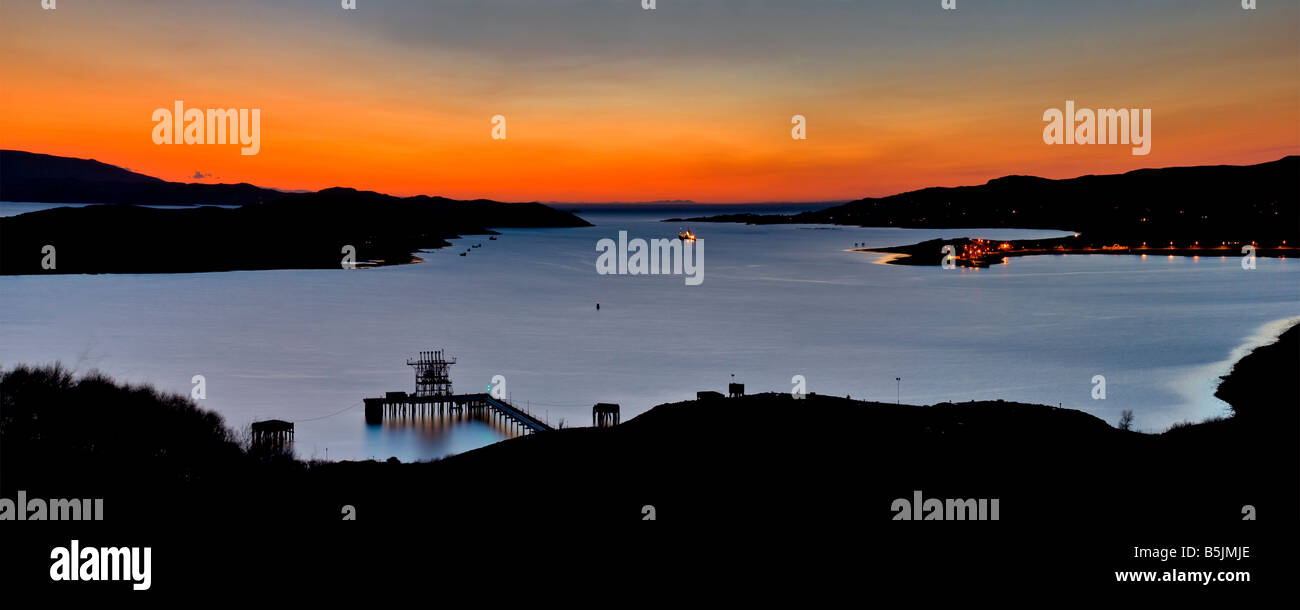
0,151,591,274
672,156,1298,265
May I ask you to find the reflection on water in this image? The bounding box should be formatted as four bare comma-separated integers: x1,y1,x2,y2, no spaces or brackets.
362,410,518,462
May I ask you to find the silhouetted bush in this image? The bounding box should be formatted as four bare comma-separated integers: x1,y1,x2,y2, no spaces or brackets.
0,363,246,498
1117,409,1134,431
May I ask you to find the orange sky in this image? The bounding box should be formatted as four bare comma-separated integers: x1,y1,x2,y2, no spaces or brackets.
2,1,1296,202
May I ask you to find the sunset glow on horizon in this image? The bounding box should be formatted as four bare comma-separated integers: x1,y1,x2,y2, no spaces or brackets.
3,0,1297,203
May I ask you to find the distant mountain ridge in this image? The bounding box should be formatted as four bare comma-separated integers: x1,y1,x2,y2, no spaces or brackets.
678,156,1300,243
1,150,568,209
0,150,289,206
0,150,162,183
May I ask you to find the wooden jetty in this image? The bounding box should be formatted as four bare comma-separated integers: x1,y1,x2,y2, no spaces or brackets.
364,350,552,434
364,392,552,434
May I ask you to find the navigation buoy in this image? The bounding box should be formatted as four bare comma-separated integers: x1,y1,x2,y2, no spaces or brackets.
596,302,600,311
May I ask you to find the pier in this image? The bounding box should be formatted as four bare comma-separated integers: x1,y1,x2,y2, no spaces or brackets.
364,392,552,434
363,350,552,434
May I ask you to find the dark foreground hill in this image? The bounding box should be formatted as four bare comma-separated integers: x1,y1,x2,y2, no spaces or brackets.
1,325,1293,590
3,325,1294,530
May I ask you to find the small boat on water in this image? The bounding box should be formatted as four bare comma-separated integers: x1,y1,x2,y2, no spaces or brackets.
489,236,497,240
677,229,697,241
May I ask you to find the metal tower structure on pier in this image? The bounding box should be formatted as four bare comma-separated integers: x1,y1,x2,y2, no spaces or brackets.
406,350,455,397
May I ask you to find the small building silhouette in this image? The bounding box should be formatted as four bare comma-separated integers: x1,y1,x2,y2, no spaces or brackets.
250,419,294,456
728,383,745,398
593,403,620,427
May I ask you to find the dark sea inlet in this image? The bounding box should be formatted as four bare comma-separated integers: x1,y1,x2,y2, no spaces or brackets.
2,203,1296,461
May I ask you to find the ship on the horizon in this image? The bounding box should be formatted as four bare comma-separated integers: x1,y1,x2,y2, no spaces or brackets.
677,229,697,241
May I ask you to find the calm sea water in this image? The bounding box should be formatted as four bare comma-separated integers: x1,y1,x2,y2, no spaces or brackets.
2,203,1297,461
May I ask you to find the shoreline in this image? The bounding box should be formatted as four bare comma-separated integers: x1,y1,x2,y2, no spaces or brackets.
854,236,1295,268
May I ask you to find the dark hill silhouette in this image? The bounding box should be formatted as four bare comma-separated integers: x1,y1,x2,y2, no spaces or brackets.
0,150,288,206
1213,321,1298,421
3,323,1293,589
0,150,162,183
0,364,253,513
0,154,592,274
3,323,1293,530
0,191,590,274
677,156,1299,247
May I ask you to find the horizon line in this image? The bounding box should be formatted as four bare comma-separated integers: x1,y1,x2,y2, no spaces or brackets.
4,148,1296,207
